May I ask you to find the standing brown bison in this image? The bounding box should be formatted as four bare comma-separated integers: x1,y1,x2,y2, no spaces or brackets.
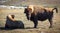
24,5,58,28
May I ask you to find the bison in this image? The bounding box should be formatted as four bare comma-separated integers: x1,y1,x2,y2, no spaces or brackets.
24,5,58,28
5,15,24,29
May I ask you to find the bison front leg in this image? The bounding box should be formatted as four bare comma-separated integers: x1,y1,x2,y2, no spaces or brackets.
33,20,38,28
33,16,38,28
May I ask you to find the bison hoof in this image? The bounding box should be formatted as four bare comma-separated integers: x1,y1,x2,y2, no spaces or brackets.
34,27,37,28
49,26,52,28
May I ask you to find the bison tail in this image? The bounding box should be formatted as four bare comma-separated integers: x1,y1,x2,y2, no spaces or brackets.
53,7,58,13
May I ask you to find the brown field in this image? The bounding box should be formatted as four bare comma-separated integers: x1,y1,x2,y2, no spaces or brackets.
0,6,60,33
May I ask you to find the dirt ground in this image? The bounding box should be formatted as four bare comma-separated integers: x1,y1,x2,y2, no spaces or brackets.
0,6,60,33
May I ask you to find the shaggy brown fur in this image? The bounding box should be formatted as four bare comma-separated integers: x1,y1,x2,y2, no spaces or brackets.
24,5,58,28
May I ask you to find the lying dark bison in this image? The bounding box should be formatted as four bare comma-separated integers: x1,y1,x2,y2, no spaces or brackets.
5,15,24,29
24,5,58,28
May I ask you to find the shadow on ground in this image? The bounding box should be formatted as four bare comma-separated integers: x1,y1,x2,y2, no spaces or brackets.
0,27,39,30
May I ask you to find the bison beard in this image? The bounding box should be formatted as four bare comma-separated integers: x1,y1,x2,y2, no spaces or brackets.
24,6,58,28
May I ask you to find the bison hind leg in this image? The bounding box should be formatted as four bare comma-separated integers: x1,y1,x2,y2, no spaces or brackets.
48,18,53,28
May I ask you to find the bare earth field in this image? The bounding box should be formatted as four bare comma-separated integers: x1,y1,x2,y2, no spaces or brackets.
0,6,60,33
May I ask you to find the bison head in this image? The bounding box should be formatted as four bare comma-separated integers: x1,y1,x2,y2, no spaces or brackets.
24,8,32,20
